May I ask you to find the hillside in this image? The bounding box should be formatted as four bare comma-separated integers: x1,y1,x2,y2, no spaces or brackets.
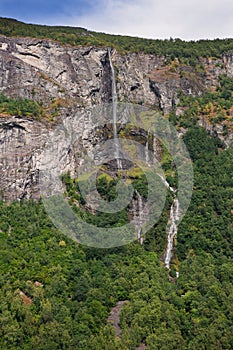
0,18,233,350
0,130,232,349
0,31,232,201
1,17,233,60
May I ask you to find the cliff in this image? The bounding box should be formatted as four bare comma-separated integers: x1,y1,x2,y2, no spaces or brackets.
0,35,233,200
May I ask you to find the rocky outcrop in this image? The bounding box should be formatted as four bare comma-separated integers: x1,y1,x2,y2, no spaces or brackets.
113,52,233,112
107,300,128,337
198,117,233,148
0,36,112,108
0,116,47,200
1,36,232,113
0,35,233,200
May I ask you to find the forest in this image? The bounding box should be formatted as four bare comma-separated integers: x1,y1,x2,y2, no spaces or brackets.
1,17,233,62
0,16,233,350
0,125,232,349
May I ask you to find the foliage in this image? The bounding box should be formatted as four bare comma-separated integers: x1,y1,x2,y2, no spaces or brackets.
0,93,71,121
176,75,233,129
0,18,233,347
0,127,232,349
0,93,45,119
1,17,233,62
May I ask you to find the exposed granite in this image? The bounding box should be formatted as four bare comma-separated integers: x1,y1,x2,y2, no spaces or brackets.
0,36,232,200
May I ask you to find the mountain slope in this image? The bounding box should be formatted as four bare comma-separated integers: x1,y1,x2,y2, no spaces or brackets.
0,32,232,200
1,17,233,59
0,18,233,350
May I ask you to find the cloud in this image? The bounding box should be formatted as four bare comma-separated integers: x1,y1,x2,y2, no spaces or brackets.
61,0,233,40
1,0,233,40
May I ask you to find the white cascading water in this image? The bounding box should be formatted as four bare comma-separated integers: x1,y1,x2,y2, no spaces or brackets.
157,174,175,193
134,190,144,245
132,193,143,245
153,133,158,164
152,132,180,271
108,49,122,170
108,55,180,264
164,197,180,269
145,128,150,166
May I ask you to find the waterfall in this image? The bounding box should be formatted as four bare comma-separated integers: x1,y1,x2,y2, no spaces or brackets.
108,49,122,170
145,128,150,166
153,133,158,164
164,197,180,270
137,191,144,245
152,133,180,270
108,48,179,263
154,141,180,271
132,191,144,245
157,174,175,193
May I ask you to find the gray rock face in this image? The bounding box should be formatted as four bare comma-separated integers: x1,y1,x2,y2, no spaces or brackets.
223,53,233,76
198,117,233,148
0,116,47,200
0,36,113,107
0,36,233,200
1,36,232,112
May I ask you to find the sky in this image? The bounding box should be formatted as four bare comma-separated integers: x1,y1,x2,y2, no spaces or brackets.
0,0,233,40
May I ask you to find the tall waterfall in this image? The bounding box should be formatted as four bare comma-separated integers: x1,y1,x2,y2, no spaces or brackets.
137,191,144,245
152,134,180,270
108,49,122,170
108,51,180,263
145,129,150,166
153,134,157,164
132,191,144,245
164,197,180,269
157,174,175,193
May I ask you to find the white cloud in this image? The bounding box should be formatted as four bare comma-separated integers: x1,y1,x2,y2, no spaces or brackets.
51,0,233,40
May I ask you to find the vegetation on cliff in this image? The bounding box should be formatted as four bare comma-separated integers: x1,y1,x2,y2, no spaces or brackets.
0,127,232,349
0,17,233,350
0,17,233,63
0,93,71,122
0,93,45,119
176,75,233,129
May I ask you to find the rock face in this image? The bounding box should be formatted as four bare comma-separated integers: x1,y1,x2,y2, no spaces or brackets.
198,117,233,148
0,116,47,200
114,52,233,112
1,36,232,112
107,300,128,337
0,36,112,107
0,35,233,200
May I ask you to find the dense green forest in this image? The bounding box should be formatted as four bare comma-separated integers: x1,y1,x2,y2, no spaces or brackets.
1,17,233,62
0,17,233,349
0,126,232,349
